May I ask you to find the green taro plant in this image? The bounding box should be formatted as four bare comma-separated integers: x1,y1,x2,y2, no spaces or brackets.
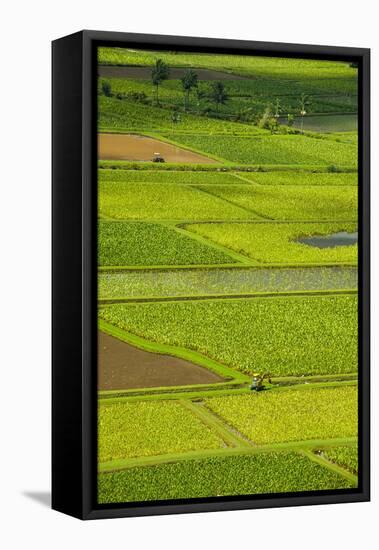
98,452,355,504
205,386,358,445
98,400,224,462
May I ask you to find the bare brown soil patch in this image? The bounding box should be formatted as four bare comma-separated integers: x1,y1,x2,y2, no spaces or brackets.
98,331,224,390
98,133,217,163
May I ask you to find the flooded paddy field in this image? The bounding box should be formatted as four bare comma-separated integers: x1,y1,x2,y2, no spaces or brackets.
98,133,218,163
98,265,358,301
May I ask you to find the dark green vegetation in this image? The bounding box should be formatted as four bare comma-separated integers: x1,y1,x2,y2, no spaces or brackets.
98,452,355,503
97,47,359,504
98,221,235,266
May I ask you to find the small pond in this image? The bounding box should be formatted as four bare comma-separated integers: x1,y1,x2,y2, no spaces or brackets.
298,231,358,249
278,114,357,133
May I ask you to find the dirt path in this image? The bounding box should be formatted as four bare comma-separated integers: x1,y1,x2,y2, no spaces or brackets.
98,133,218,163
98,331,224,390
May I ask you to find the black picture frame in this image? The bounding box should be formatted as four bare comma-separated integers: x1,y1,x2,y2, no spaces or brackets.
52,30,370,520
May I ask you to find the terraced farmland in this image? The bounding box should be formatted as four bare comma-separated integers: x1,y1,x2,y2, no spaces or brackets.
96,46,359,505
99,295,358,377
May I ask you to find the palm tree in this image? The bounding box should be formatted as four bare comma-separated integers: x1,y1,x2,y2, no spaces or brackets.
210,81,229,112
299,93,312,134
181,69,198,111
151,59,170,106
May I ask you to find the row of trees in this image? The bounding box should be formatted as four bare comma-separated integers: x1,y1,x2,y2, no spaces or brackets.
151,59,228,112
103,59,312,133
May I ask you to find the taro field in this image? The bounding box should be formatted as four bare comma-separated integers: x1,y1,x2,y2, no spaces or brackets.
97,46,359,504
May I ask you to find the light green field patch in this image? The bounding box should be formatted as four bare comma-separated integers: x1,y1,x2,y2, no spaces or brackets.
99,181,256,220
200,185,357,221
205,386,358,445
98,451,355,503
98,400,224,462
99,295,358,377
98,221,236,266
186,222,358,264
164,134,357,167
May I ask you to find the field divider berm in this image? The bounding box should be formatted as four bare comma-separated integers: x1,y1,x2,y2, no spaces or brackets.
169,223,256,265
191,184,273,221
98,261,358,272
179,399,253,449
98,436,358,473
300,449,358,485
98,318,251,384
98,288,358,306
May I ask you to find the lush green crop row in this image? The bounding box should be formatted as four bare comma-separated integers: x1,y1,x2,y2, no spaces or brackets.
163,134,358,167
98,400,224,463
186,222,358,264
241,172,357,186
99,295,358,377
99,181,255,220
321,445,358,474
98,221,235,266
98,266,357,300
98,168,241,184
98,452,355,503
206,386,357,445
201,184,357,221
98,96,265,135
98,48,356,81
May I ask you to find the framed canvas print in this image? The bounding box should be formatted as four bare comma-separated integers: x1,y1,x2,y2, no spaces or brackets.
52,30,370,520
